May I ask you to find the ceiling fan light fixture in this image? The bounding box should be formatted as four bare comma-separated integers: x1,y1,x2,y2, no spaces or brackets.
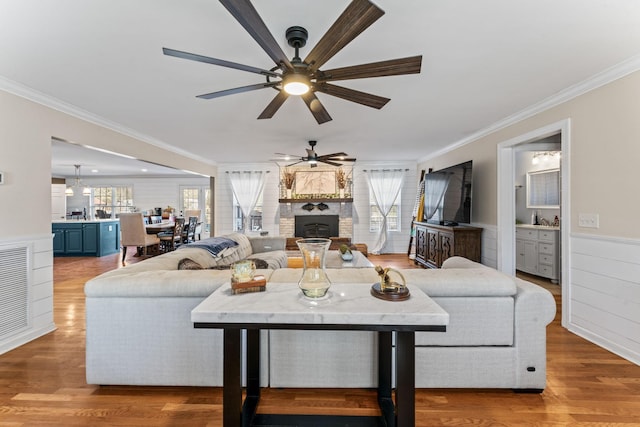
283,73,310,95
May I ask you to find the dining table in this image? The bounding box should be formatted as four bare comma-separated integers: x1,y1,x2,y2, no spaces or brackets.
145,221,175,234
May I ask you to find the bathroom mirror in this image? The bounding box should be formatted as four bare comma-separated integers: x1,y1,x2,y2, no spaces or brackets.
527,168,560,208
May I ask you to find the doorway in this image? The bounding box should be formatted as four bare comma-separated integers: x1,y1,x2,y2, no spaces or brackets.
497,119,570,327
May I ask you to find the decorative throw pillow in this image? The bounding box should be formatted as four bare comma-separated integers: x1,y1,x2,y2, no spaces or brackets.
177,258,204,270
250,259,269,269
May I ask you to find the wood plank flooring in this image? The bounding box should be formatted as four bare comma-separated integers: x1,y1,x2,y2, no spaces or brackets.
1,253,639,426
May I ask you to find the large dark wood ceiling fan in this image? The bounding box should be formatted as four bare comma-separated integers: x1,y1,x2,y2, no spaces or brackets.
163,0,422,124
277,141,356,168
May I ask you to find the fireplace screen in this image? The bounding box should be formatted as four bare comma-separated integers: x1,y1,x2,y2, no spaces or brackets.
295,215,339,238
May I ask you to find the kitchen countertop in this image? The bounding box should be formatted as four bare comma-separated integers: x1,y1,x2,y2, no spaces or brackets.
516,224,560,231
52,219,119,224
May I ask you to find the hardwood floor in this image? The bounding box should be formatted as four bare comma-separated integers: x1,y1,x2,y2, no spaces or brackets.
1,253,639,426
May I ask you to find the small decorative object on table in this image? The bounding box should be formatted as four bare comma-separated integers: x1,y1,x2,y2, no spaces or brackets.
230,260,266,294
339,244,353,261
371,265,410,301
297,238,332,298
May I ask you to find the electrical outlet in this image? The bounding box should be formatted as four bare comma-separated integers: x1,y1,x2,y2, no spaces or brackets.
578,213,599,228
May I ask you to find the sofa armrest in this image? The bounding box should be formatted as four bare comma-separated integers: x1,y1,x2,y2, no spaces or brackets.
512,278,557,389
249,236,286,253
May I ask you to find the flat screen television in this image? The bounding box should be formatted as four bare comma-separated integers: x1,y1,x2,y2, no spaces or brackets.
422,160,473,226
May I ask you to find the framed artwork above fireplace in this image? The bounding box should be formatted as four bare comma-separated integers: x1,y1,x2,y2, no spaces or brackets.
295,170,336,196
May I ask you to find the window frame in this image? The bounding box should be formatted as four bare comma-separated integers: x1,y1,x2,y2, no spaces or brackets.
91,185,134,216
369,188,401,232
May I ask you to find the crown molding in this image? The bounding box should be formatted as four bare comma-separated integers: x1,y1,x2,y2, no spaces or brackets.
0,76,217,167
418,53,640,163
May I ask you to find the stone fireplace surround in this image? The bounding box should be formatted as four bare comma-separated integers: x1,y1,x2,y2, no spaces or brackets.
279,202,352,238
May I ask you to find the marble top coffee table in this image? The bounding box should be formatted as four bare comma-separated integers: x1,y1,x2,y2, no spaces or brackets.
192,282,449,427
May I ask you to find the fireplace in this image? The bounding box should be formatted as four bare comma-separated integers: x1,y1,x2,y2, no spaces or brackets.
295,215,339,238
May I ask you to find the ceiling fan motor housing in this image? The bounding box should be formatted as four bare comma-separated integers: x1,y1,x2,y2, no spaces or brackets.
286,26,308,49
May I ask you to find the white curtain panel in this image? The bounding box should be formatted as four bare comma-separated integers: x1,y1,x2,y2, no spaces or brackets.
228,171,267,232
423,172,451,222
366,169,405,254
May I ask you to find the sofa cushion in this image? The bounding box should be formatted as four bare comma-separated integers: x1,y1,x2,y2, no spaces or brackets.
417,297,514,346
250,236,286,253
246,251,288,269
85,270,233,298
398,267,517,297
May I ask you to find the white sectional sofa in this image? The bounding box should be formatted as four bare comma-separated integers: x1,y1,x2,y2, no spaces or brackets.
85,242,556,391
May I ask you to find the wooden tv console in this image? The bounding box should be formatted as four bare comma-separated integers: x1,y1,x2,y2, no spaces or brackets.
414,221,482,269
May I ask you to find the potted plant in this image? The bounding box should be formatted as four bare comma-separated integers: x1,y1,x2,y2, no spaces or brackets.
282,169,295,199
336,168,347,198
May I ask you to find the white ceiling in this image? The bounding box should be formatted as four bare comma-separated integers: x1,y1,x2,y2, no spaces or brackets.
2,0,640,177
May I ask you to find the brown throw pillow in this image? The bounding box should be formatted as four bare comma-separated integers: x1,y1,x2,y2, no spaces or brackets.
250,259,269,269
178,258,203,270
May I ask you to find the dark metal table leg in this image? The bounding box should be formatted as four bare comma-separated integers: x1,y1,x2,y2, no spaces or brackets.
395,331,415,427
223,328,242,427
378,331,394,427
243,328,261,426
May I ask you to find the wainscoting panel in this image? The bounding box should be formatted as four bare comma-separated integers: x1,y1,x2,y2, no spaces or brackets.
0,234,56,355
569,234,640,365
475,223,497,269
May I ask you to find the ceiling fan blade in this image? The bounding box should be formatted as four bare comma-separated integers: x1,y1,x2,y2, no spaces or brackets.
316,83,389,109
328,157,356,162
196,82,278,99
219,0,293,71
304,0,384,72
257,90,289,119
274,152,301,158
286,160,305,167
318,56,422,81
301,92,332,124
162,47,280,77
317,152,348,159
318,159,343,167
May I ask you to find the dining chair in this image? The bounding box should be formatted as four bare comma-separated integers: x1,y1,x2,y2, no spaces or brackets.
184,209,202,240
159,217,185,252
150,215,162,224
119,212,160,264
182,216,198,244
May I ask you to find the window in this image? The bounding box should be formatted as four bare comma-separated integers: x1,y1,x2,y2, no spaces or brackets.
92,186,134,217
180,186,211,234
370,189,401,232
233,193,263,232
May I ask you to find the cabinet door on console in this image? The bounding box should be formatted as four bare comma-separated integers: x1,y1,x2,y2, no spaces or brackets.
438,230,454,264
425,228,440,268
415,225,427,265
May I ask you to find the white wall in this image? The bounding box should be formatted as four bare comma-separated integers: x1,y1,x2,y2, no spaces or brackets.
418,69,640,365
0,87,216,352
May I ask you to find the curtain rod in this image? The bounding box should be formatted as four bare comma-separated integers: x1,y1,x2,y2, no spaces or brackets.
362,168,410,172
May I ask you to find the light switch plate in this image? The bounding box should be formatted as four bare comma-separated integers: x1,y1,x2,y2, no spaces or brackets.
578,213,599,228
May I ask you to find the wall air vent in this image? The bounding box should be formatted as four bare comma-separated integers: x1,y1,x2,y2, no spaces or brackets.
0,246,29,338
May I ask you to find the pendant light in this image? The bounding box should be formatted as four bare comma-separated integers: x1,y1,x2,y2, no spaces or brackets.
66,164,91,197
